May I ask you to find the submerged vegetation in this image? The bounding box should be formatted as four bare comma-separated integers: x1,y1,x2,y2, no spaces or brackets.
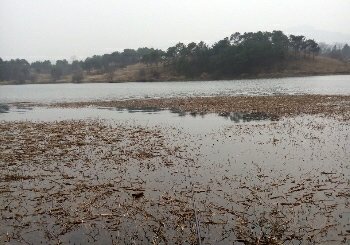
1,31,350,83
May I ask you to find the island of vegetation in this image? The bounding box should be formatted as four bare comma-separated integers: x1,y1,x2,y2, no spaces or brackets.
1,30,350,84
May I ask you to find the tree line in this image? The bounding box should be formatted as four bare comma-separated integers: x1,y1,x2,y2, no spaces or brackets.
1,30,349,82
164,31,323,78
0,48,162,82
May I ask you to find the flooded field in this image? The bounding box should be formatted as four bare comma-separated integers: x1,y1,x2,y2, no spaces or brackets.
1,79,350,244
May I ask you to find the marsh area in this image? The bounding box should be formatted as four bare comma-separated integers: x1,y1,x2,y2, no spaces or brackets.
1,76,350,244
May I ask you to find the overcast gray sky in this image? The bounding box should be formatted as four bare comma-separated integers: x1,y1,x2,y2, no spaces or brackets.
1,0,350,62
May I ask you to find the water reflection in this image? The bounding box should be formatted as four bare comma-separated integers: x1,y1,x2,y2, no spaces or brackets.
0,105,278,126
111,107,277,123
12,103,34,114
0,103,34,114
0,104,9,113
169,108,187,117
219,112,279,123
100,107,162,114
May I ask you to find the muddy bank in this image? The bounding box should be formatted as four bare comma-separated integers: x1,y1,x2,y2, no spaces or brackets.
49,95,350,120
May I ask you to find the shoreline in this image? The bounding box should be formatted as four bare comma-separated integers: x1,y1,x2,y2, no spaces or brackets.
1,71,350,85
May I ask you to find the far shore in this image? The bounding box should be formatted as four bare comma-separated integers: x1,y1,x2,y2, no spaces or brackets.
1,56,350,85
1,71,350,86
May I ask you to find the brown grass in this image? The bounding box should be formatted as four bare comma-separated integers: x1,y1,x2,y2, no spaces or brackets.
282,56,350,75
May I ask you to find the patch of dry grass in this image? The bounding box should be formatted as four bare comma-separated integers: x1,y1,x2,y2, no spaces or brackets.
283,56,350,75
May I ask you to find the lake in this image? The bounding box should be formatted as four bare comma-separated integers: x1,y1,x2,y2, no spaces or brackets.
1,75,350,103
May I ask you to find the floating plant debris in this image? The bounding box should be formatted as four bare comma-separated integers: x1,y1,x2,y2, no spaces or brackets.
46,95,350,120
1,94,349,244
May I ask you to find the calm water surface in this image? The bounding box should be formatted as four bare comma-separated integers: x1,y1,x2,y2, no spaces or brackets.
1,75,350,103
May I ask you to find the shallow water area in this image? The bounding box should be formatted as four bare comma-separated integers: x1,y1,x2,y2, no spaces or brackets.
0,105,277,133
1,100,349,244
